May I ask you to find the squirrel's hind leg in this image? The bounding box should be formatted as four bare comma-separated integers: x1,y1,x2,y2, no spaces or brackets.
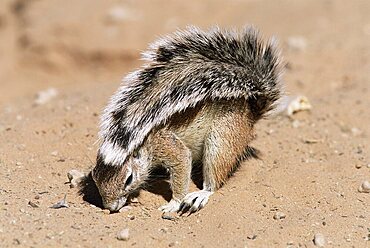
179,105,255,214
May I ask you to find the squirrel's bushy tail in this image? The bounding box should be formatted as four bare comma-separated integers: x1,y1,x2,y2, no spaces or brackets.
99,26,284,165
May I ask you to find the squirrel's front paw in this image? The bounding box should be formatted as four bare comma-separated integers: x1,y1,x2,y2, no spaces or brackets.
178,190,213,214
158,199,181,213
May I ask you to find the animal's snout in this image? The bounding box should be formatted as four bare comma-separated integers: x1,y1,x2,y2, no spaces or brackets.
103,197,127,213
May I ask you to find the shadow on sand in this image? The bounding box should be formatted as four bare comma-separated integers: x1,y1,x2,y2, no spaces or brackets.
78,146,260,209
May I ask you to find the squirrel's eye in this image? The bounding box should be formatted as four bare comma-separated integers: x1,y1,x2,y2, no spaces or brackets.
132,150,139,158
125,173,133,187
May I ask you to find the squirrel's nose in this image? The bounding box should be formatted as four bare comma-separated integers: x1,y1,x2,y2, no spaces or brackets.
104,197,127,213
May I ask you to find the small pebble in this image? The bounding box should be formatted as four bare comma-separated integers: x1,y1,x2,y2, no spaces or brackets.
50,194,69,209
313,233,326,247
129,215,135,220
105,6,137,23
117,228,130,241
247,234,257,240
273,211,286,220
161,213,177,221
119,206,132,213
286,96,312,116
28,201,39,208
51,151,58,157
358,181,370,193
67,169,85,188
355,164,362,169
287,36,307,51
34,88,58,105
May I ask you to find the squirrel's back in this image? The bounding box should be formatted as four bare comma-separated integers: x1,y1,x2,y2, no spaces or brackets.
99,26,284,166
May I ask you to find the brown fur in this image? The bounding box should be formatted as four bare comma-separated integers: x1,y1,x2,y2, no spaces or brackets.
145,99,254,200
92,98,257,212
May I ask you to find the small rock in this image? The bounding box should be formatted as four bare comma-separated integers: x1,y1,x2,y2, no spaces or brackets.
28,201,39,208
303,138,322,144
105,6,137,23
51,151,58,156
355,164,362,169
168,242,178,247
71,225,81,230
286,96,312,116
119,206,132,213
273,211,286,220
287,36,307,51
117,228,130,241
247,234,257,240
358,181,370,193
34,88,58,105
50,194,69,209
67,169,85,188
313,233,325,247
161,213,177,221
128,215,135,220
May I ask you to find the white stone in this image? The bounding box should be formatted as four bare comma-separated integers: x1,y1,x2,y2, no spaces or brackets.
34,88,58,105
117,228,130,241
358,181,370,193
67,169,85,188
313,233,325,247
287,36,307,51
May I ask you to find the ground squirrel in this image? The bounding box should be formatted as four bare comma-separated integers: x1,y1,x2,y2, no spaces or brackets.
92,26,284,214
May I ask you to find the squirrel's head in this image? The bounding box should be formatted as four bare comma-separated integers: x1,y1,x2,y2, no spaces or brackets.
92,146,150,212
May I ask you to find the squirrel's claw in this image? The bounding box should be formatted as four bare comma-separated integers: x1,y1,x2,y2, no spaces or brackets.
178,190,213,215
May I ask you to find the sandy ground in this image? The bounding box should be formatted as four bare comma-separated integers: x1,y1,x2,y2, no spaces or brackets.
0,0,369,247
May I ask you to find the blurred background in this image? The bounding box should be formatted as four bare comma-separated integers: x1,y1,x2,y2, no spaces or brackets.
1,0,369,107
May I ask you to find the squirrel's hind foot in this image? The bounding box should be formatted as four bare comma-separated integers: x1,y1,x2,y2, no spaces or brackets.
178,190,214,215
